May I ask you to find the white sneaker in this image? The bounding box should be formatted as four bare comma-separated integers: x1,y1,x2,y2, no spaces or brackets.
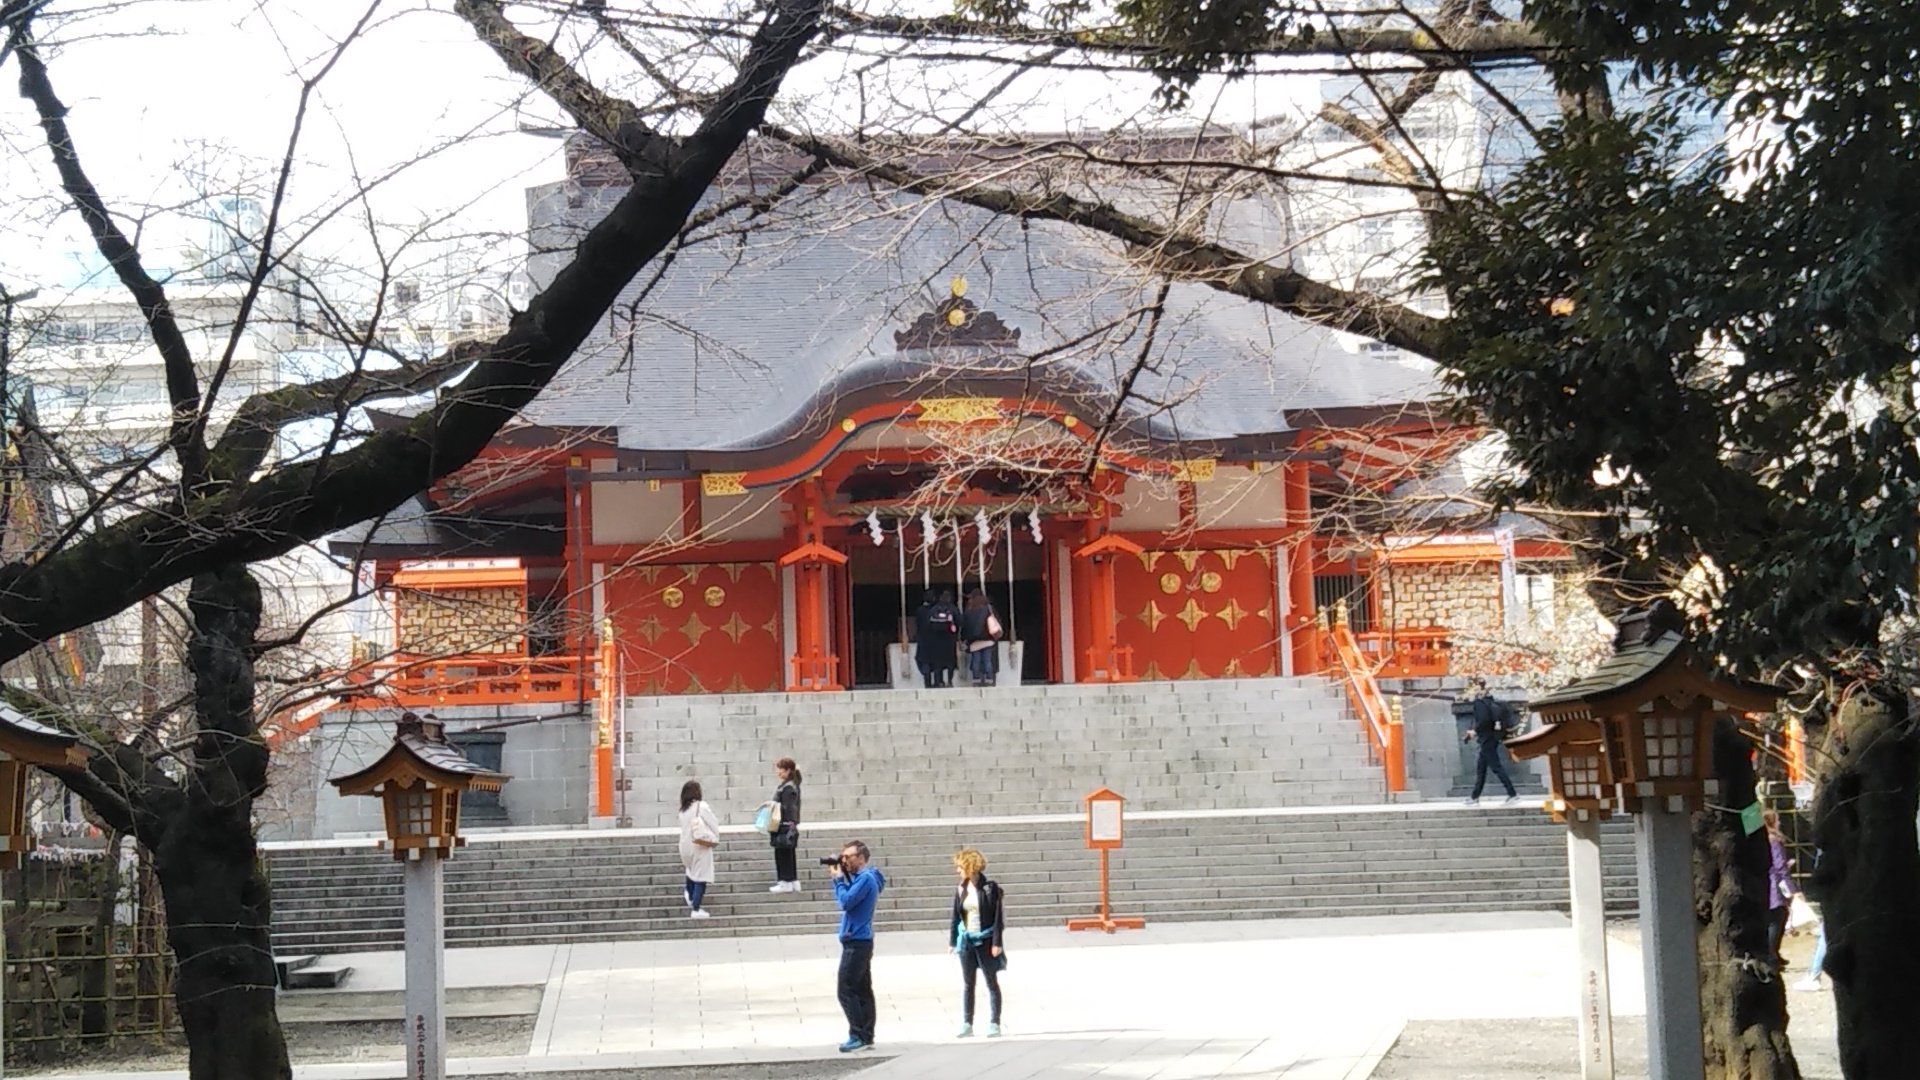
689,909,711,919
1464,797,1480,806
770,882,789,893
1503,795,1521,806
1792,976,1822,991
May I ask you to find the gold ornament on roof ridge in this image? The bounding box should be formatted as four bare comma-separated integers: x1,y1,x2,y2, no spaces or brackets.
916,397,1003,424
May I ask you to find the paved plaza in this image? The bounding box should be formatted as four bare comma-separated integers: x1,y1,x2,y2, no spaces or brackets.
42,911,1648,1079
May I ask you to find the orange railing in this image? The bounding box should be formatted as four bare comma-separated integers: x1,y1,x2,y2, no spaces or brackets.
1323,623,1407,793
1081,645,1136,683
787,652,843,692
1353,627,1453,678
343,652,600,709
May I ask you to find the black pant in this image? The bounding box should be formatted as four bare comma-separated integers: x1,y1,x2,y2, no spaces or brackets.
1769,905,1790,966
774,844,798,884
1472,738,1516,798
959,940,1002,1024
837,938,877,1043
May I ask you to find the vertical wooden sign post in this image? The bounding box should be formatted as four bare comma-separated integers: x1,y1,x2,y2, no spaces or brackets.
1067,787,1145,933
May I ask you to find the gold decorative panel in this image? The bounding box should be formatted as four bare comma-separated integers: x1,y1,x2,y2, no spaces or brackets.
701,472,748,497
915,397,1002,424
1170,458,1217,483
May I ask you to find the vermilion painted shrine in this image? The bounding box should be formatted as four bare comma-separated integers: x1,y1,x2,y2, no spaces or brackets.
303,138,1577,820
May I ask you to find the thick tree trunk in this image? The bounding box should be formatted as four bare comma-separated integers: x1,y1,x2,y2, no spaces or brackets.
1809,687,1920,1079
151,566,289,1080
1695,717,1800,1078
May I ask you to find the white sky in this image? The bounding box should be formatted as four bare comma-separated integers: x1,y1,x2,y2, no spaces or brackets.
0,0,1348,301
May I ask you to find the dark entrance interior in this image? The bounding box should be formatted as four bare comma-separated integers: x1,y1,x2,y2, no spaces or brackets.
845,534,1050,687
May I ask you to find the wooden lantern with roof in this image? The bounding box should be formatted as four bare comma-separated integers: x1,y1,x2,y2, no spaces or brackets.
0,705,86,870
1507,715,1615,823
329,712,509,859
1526,602,1777,814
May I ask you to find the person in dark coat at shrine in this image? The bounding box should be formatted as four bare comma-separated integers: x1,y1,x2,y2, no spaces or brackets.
1461,677,1520,806
915,590,960,688
961,589,1003,686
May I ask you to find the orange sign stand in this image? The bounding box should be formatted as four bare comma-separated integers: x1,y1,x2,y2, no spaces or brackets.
1067,787,1146,934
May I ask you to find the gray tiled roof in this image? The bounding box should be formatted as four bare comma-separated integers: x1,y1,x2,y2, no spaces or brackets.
500,184,1441,450
1530,630,1683,708
399,731,506,786
0,704,79,748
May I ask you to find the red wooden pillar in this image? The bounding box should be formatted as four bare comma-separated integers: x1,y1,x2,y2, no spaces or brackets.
780,481,847,691
1285,461,1321,675
1073,533,1143,682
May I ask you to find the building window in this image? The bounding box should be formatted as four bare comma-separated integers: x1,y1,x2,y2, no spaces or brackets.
1515,572,1556,631
1314,573,1375,633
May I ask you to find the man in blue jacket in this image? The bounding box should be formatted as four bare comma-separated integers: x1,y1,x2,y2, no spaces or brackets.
829,840,886,1052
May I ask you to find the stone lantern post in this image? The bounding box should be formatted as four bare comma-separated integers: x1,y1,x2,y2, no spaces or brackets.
329,713,508,1080
1523,604,1777,1080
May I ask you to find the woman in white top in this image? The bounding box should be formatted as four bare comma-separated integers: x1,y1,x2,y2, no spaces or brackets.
678,781,721,919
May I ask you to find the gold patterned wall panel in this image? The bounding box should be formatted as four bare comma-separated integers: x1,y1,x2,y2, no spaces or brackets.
605,562,781,694
394,587,526,655
1115,549,1277,680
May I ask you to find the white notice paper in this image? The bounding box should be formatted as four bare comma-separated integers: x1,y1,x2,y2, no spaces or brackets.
1090,799,1122,843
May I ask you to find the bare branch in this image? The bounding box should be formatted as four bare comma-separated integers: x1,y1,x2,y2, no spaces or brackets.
759,125,1448,356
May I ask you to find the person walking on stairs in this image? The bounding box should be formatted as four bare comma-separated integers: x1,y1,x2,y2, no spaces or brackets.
830,840,886,1053
949,847,1006,1038
677,780,720,919
1462,678,1519,805
769,758,803,893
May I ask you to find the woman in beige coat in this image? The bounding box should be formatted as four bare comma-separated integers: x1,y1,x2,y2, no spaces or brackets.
678,780,721,918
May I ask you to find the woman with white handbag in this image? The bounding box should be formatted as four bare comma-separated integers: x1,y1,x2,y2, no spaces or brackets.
678,781,721,919
765,757,803,892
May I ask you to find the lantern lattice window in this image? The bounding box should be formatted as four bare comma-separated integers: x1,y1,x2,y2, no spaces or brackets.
1561,750,1604,802
400,788,436,836
1643,713,1693,779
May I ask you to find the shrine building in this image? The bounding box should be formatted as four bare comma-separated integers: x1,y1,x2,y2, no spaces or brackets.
281,137,1581,835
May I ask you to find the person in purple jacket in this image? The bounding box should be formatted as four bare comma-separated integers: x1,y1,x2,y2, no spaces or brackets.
1765,810,1797,968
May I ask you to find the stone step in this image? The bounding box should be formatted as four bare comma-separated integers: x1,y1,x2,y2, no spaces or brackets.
266,816,1603,870
269,889,1643,952
267,807,1640,954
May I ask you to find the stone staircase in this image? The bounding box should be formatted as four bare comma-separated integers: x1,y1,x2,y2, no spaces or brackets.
266,806,1639,955
615,678,1387,828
